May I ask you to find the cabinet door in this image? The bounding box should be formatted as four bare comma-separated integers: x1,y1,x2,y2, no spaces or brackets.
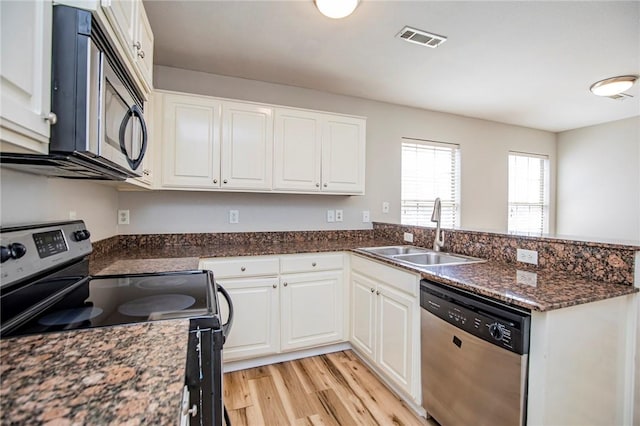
132,1,153,90
376,283,416,395
0,0,52,152
162,93,221,188
321,115,366,194
221,102,273,190
280,270,344,351
217,277,280,362
101,0,137,57
350,272,377,360
273,108,322,191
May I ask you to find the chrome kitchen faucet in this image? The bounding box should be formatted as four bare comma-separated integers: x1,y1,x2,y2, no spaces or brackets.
431,198,444,252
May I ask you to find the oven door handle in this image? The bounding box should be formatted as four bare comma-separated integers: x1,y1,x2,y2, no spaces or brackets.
217,283,233,343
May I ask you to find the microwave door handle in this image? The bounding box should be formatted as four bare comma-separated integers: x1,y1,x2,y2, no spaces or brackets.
118,104,147,170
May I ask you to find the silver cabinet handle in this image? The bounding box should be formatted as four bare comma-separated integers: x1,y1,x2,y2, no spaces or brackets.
376,290,380,295
133,41,141,50
137,50,145,59
283,282,288,287
213,179,218,184
272,284,277,289
183,404,197,417
44,112,57,125
370,288,374,293
315,183,320,187
240,266,246,272
323,183,328,188
312,262,317,267
223,179,228,184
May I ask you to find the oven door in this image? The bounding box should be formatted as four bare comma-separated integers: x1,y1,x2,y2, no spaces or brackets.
101,57,147,176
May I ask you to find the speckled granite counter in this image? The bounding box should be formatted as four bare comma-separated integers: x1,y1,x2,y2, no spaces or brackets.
352,250,638,311
89,236,637,312
0,320,189,425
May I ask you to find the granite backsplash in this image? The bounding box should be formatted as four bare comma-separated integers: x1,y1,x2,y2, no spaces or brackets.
373,222,638,286
91,224,638,286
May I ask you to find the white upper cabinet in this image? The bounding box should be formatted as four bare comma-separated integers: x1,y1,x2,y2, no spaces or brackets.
0,0,53,154
156,90,366,195
101,0,153,92
161,93,221,188
322,115,366,194
273,108,322,191
273,108,366,194
221,102,273,190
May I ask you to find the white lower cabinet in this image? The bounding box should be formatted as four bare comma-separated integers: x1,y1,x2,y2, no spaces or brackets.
280,270,344,351
217,276,280,361
350,255,421,401
200,252,346,362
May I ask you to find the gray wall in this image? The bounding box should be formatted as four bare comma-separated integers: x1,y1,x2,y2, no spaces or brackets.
556,116,640,242
0,169,119,241
116,65,557,235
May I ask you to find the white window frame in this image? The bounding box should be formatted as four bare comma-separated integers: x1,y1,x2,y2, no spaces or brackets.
401,138,461,228
508,151,550,235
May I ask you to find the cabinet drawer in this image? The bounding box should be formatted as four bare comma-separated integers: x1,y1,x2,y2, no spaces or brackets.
200,256,280,278
280,253,344,274
351,254,419,296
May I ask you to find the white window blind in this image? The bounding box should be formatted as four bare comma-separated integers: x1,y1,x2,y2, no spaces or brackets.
508,152,549,234
401,139,460,227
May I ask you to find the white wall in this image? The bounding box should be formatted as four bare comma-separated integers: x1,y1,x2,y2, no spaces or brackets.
0,169,119,241
556,116,640,243
116,65,556,235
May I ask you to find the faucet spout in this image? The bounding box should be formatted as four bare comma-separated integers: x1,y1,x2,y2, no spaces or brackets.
431,198,444,252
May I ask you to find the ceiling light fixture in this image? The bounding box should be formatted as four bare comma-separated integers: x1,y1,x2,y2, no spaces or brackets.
315,0,359,19
589,75,637,97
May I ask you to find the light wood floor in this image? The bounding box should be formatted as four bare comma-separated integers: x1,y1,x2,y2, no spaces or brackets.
223,350,435,426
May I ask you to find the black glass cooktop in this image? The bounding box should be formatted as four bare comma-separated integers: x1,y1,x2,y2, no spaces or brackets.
1,270,216,338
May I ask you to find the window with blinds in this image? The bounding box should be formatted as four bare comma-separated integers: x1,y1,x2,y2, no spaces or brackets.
508,152,549,234
401,139,460,227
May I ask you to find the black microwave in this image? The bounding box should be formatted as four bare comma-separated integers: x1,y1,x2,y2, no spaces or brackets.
0,5,147,181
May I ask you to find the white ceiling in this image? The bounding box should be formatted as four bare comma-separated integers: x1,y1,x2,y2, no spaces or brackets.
143,0,640,132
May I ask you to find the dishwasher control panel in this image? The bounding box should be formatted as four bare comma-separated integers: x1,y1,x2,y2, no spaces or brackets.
420,280,530,355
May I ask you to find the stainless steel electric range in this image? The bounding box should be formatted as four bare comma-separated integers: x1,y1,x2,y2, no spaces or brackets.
0,220,233,426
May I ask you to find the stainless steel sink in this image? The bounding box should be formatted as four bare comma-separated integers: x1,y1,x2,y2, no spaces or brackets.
360,245,431,256
359,245,485,267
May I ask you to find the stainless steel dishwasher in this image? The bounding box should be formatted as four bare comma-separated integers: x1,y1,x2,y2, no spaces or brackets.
420,280,530,426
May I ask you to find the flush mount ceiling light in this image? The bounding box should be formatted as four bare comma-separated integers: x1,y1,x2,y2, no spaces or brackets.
589,75,638,97
315,0,359,19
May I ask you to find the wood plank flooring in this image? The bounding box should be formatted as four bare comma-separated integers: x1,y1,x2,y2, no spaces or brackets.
223,350,434,426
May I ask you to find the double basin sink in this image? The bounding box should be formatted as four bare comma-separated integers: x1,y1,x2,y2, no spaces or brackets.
360,245,485,268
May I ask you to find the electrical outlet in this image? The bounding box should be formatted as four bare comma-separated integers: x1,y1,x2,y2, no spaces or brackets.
362,210,370,223
382,202,390,213
118,210,130,225
327,210,335,222
229,210,239,224
335,210,343,222
403,232,414,243
516,270,538,287
516,248,538,265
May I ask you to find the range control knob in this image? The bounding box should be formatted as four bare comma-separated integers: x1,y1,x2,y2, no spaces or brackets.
1,243,27,262
0,246,10,263
73,230,91,241
488,323,504,340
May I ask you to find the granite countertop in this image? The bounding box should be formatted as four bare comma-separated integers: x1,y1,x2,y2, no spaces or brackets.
90,239,637,312
352,250,638,311
0,320,189,425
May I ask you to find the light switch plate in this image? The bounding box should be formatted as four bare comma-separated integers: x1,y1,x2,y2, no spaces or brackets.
327,210,335,222
403,232,414,243
229,210,239,224
362,210,370,223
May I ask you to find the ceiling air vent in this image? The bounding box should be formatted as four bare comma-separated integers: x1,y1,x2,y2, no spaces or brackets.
397,26,447,48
